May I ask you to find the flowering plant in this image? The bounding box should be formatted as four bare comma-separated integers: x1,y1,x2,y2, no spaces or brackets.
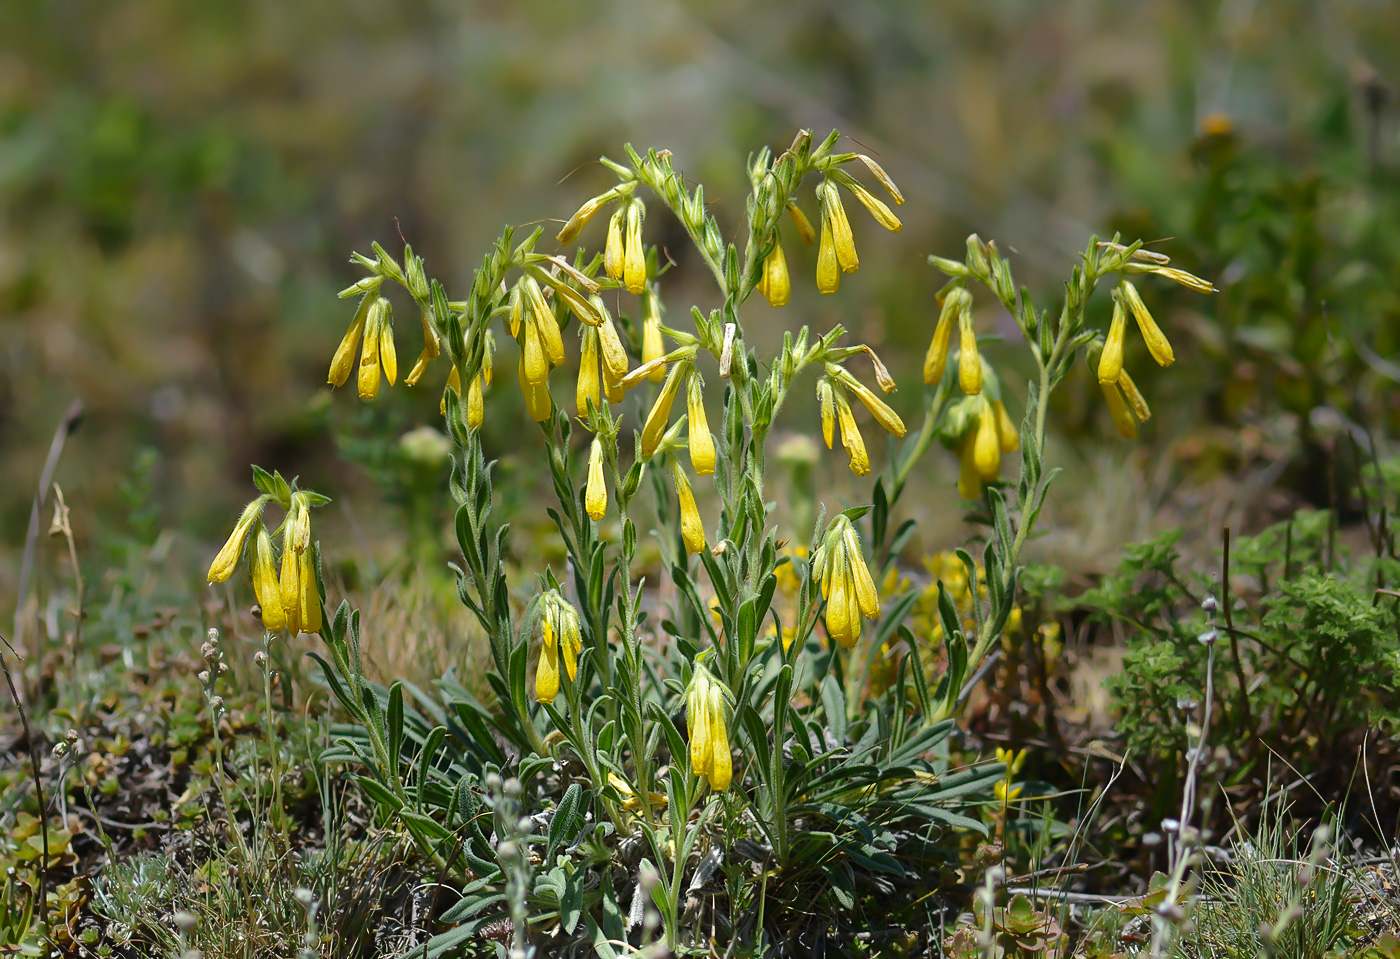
209,129,1210,952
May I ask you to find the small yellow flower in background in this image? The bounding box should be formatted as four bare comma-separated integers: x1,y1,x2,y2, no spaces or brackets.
207,498,264,583
641,289,666,382
672,463,705,555
994,779,1024,803
623,199,647,294
534,590,583,704
757,234,791,307
585,437,607,521
687,372,715,476
994,746,1027,804
815,516,880,649
1119,280,1174,367
687,665,732,792
639,363,685,459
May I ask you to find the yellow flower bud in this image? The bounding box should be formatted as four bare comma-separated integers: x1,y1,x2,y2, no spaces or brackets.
1118,370,1152,423
687,374,715,476
536,617,559,703
973,399,1001,482
604,209,625,282
786,201,817,245
585,437,607,521
624,201,647,295
821,179,859,274
835,392,869,476
298,545,321,635
993,401,1019,453
688,669,713,779
328,295,372,388
641,291,665,382
1102,380,1138,439
639,364,683,459
816,202,840,295
758,235,791,307
847,379,906,438
278,521,303,636
251,524,285,631
440,364,461,418
508,285,523,338
825,552,857,648
817,379,836,449
378,313,398,387
1098,293,1127,384
577,327,601,418
592,299,630,381
675,466,705,555
518,356,552,422
467,373,484,429
557,193,609,245
958,308,982,396
207,498,263,583
1120,280,1174,367
705,685,731,791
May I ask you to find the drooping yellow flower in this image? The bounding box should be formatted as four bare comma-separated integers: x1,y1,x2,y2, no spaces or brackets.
440,365,461,418
993,401,1019,453
817,379,836,449
467,373,485,428
1102,370,1151,439
639,363,684,459
251,524,285,632
603,209,625,282
523,277,566,371
277,495,317,635
593,297,631,387
757,234,791,307
329,293,376,388
577,326,602,418
1098,291,1128,385
834,391,869,476
686,666,731,791
357,297,395,400
958,306,982,396
842,376,906,439
641,289,666,382
1119,280,1174,367
557,192,611,245
207,498,264,583
957,397,1018,500
816,517,880,648
585,437,607,521
840,176,902,233
535,591,583,704
405,305,442,387
815,179,858,297
623,200,647,295
923,289,965,386
673,464,706,555
687,373,715,476
298,545,321,635
518,355,552,423
972,397,1001,482
786,201,817,245
816,201,840,295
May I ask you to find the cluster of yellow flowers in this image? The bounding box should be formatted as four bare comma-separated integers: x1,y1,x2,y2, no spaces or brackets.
816,364,906,476
814,516,881,649
686,664,732,792
206,489,323,636
993,746,1027,804
534,590,584,704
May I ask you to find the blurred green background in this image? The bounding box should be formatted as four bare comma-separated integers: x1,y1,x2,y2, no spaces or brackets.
2,0,1398,611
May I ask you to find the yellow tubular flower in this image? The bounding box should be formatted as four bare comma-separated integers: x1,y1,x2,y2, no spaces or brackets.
358,298,386,400
705,685,731,791
328,295,373,388
994,401,1020,453
824,548,857,648
687,374,715,476
519,356,552,422
522,318,549,386
379,312,398,387
816,195,841,295
624,201,646,295
536,615,559,703
675,466,706,555
595,308,631,384
1148,265,1215,294
639,364,684,459
787,201,816,245
207,498,263,583
847,379,906,438
251,524,285,631
1118,370,1152,423
641,290,666,382
923,300,957,385
298,546,321,635
278,514,303,636
958,431,983,500
467,374,485,429
1098,293,1127,384
818,380,836,449
843,179,902,233
405,306,440,386
958,306,982,396
759,235,791,307
857,154,904,204
585,437,607,521
1120,280,1174,366
842,528,881,621
822,180,859,274
688,670,713,781
604,209,625,281
508,285,523,338
577,327,601,417
557,193,608,245
1102,380,1138,439
973,399,1001,482
524,279,565,369
835,392,870,476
